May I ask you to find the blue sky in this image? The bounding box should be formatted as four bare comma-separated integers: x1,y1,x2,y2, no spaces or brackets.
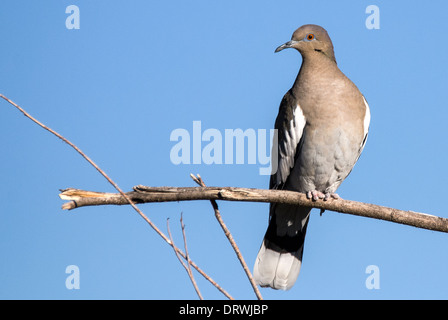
0,1,447,300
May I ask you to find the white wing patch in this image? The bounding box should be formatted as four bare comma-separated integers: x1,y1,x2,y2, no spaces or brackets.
361,96,371,149
276,104,306,186
352,95,371,166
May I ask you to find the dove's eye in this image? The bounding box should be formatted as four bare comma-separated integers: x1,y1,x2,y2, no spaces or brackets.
306,33,315,41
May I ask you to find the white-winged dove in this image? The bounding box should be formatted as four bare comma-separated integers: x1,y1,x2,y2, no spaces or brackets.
253,24,371,290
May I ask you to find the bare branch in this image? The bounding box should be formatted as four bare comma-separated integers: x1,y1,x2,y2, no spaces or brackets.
167,217,203,300
1,94,233,300
191,174,263,300
180,213,195,289
59,186,448,234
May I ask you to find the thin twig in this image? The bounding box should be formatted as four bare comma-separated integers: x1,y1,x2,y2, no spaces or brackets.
180,213,195,290
0,94,233,300
190,174,263,300
167,217,203,300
